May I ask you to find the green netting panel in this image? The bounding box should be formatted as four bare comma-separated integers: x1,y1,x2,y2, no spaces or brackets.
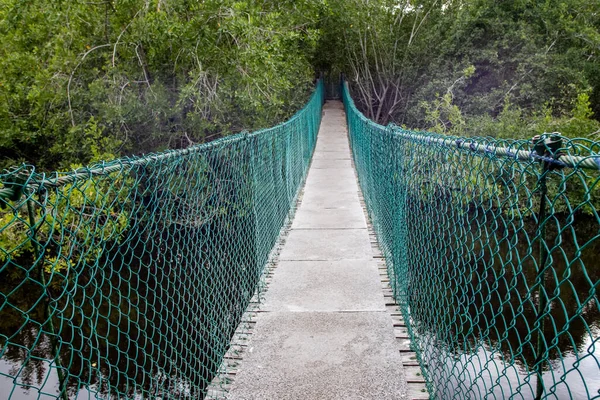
0,80,324,399
343,82,600,399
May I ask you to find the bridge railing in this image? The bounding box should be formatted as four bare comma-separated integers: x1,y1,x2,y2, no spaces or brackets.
343,81,600,399
0,80,324,399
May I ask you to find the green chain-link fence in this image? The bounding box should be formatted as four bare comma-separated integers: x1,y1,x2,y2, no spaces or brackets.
343,81,600,399
0,80,324,399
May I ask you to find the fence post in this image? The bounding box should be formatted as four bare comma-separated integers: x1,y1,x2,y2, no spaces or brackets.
532,133,563,400
244,132,259,288
25,190,70,400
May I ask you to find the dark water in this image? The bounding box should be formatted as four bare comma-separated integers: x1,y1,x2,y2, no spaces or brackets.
402,204,600,399
0,213,259,399
0,132,305,399
2,207,597,399
0,143,282,399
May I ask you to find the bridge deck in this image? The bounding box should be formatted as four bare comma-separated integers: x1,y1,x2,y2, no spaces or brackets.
227,101,407,399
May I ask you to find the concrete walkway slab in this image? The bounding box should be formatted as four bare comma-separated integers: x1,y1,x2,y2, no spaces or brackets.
303,179,358,194
316,141,350,147
315,136,349,142
306,167,356,177
279,229,371,261
304,172,357,184
227,312,406,400
291,206,366,229
305,169,357,182
310,159,353,169
262,261,385,312
305,167,357,181
225,101,406,399
315,142,351,151
312,151,351,160
299,191,361,209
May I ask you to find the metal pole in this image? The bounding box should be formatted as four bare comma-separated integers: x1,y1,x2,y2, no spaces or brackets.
534,162,549,400
26,195,70,400
532,134,562,400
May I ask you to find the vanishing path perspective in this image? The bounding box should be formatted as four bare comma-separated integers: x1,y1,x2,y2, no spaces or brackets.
227,101,407,399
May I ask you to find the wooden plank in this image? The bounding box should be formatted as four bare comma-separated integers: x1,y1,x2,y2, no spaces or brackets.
407,382,430,400
405,365,426,383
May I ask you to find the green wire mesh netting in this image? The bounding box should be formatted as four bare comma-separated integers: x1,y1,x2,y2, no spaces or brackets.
343,82,600,400
0,80,324,399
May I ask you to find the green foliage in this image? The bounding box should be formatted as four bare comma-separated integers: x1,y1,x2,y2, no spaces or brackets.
4,0,597,171
422,86,600,140
419,85,600,215
421,93,466,135
0,0,320,171
0,174,131,275
323,0,600,140
346,80,600,398
0,82,324,398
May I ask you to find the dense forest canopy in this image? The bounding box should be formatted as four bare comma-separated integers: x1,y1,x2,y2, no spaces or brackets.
0,0,321,170
1,0,599,171
323,0,600,139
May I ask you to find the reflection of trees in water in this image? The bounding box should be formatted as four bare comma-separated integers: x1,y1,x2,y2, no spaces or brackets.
404,199,599,381
2,326,53,390
58,214,257,398
0,146,276,398
1,266,53,391
1,213,258,398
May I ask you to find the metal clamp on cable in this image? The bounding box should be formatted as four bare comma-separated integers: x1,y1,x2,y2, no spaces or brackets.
1,170,31,205
532,133,565,170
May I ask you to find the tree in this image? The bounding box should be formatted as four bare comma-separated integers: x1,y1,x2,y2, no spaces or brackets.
0,0,321,171
321,0,600,139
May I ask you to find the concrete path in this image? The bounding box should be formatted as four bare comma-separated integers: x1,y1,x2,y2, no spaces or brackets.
227,101,406,400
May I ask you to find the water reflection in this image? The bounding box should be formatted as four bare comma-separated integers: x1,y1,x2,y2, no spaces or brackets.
403,201,599,399
1,348,60,399
1,213,258,399
1,133,294,399
423,331,600,399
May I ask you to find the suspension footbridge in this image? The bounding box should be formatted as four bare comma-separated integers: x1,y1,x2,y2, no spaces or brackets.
0,80,599,399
